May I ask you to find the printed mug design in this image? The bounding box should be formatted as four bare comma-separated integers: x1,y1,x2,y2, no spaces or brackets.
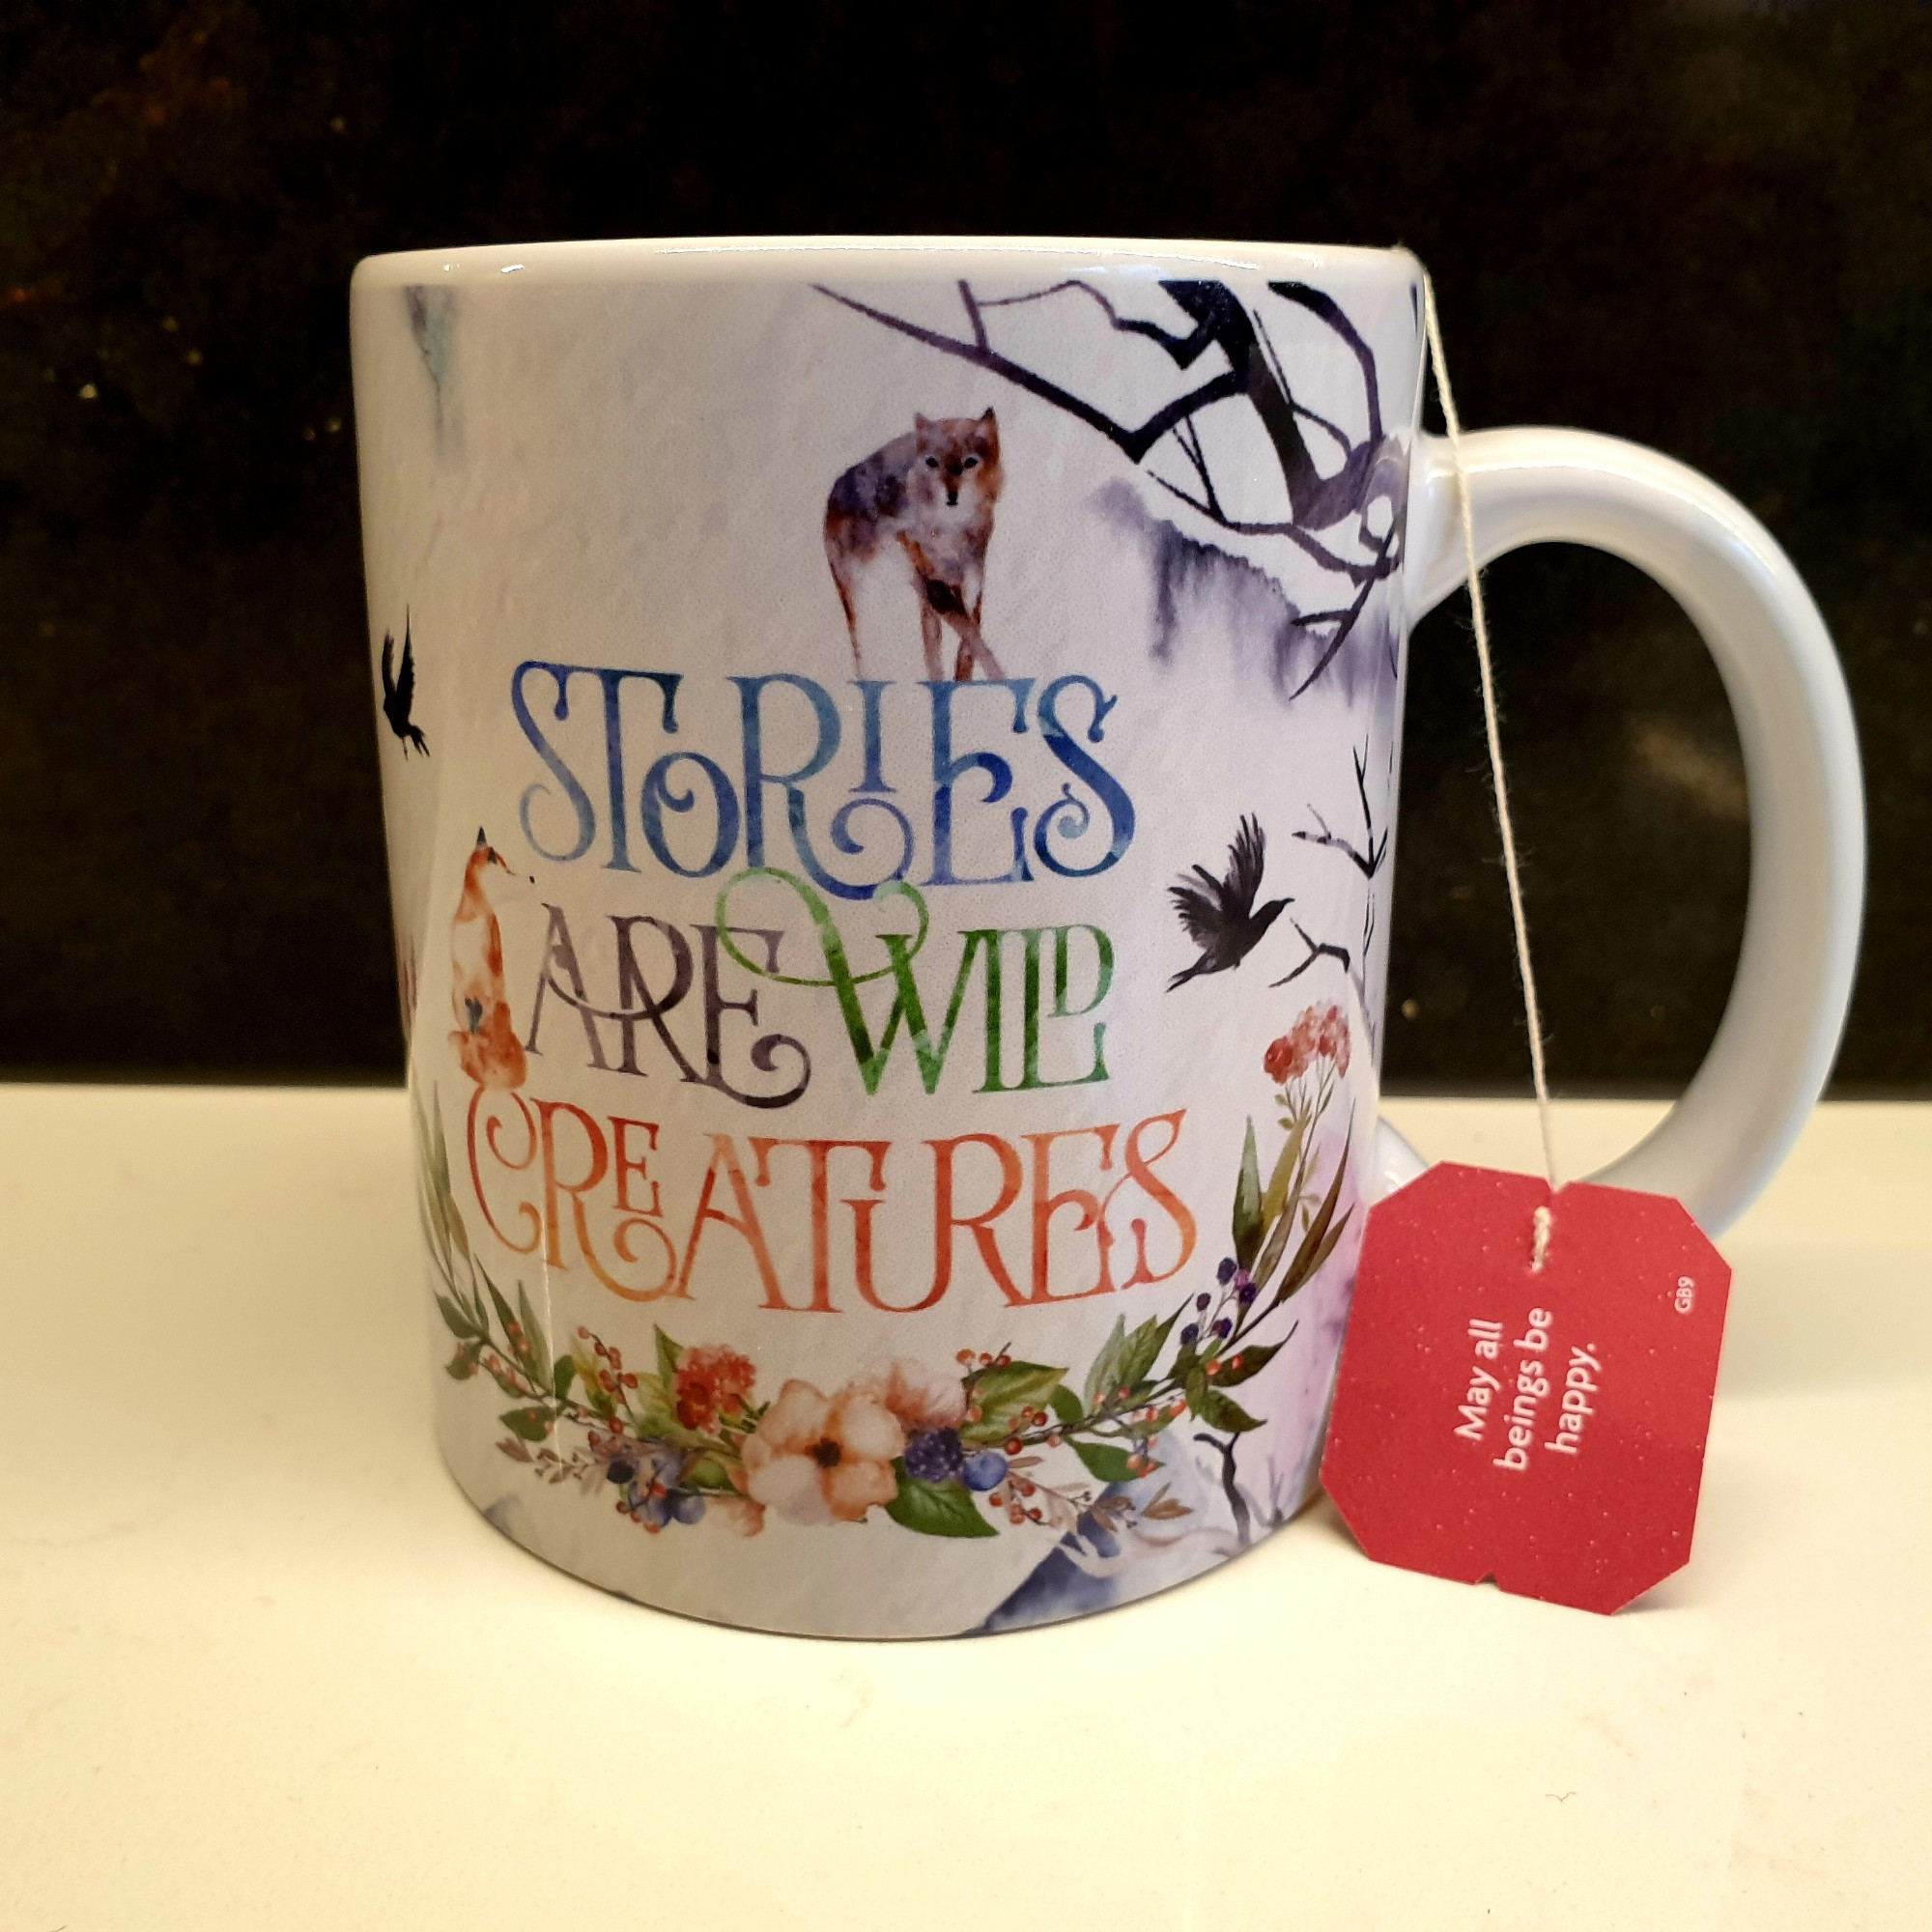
418,1002,1350,1551
362,251,1422,1634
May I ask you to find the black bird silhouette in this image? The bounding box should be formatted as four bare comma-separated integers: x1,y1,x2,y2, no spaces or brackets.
1168,814,1290,990
381,613,429,756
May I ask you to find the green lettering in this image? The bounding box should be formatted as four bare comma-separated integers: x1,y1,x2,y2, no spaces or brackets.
717,867,1001,1095
1014,925,1111,1089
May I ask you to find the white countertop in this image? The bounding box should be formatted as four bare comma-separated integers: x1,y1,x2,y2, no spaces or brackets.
3,1087,1927,1928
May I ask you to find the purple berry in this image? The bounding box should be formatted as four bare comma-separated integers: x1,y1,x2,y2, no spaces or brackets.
1196,1293,1211,1310
1216,1258,1236,1285
1180,1323,1200,1346
904,1428,967,1484
1213,1317,1233,1339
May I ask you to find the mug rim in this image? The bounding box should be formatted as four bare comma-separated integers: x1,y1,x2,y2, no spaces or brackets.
351,234,1424,290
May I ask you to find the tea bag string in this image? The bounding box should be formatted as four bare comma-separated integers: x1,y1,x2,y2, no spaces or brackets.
1422,273,1561,1233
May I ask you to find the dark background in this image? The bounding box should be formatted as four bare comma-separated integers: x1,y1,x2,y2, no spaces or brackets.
2,0,1925,1091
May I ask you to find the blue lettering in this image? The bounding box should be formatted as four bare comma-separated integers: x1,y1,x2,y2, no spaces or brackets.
512,662,598,863
641,752,741,878
924,678,1034,887
1034,674,1134,878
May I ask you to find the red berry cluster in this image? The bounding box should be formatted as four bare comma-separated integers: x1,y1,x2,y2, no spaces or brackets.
577,1324,639,1397
1264,1003,1351,1085
672,1345,756,1431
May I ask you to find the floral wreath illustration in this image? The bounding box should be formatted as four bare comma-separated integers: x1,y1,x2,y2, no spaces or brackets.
419,1004,1354,1547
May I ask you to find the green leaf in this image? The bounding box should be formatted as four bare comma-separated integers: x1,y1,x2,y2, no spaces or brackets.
1251,1130,1314,1291
656,1419,716,1452
885,1468,999,1538
969,1361,1065,1430
1183,1363,1208,1417
434,1293,475,1341
431,1098,455,1212
1233,1118,1264,1269
680,1455,739,1493
627,1375,676,1433
655,1326,683,1391
417,1187,452,1284
425,1097,464,1264
614,1378,706,1451
1196,1387,1263,1434
1070,1437,1138,1484
1259,1116,1304,1236
499,1406,554,1442
1048,1383,1086,1428
516,1283,550,1377
483,1274,519,1352
413,1094,454,1282
1272,1162,1352,1307
445,1340,481,1380
553,1355,577,1401
1209,1339,1286,1387
1083,1314,1127,1407
1307,1208,1351,1280
1116,1309,1179,1390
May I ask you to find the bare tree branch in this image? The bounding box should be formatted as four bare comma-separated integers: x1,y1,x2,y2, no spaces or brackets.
816,282,1246,465
1277,736,1392,1046
1284,572,1380,700
979,278,1231,369
1293,744,1390,876
959,278,988,352
1170,412,1223,519
1193,1432,1252,1548
1269,920,1352,988
1270,281,1385,443
1146,473,1385,582
819,273,1408,702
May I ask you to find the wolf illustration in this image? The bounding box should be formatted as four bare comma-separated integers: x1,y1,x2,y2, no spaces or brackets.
824,410,1005,681
449,831,531,1090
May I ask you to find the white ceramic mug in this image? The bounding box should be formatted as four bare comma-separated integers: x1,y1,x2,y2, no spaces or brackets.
351,237,1861,1637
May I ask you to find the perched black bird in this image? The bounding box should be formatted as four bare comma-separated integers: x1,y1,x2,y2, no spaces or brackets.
1168,814,1289,990
381,613,429,756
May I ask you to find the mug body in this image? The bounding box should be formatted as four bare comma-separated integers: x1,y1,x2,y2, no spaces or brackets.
352,236,1424,1636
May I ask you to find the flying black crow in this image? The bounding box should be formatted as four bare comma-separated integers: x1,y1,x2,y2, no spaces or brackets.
381,613,429,756
1168,814,1289,990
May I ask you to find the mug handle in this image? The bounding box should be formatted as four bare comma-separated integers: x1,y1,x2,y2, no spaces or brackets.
1373,427,1864,1235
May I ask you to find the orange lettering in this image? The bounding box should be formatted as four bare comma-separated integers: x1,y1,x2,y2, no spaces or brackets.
1025,1124,1118,1301
467,1088,542,1255
749,1139,891,1313
612,1117,662,1217
606,1115,677,1301
1101,1109,1197,1289
676,1135,781,1307
535,1099,609,1270
926,1133,1024,1307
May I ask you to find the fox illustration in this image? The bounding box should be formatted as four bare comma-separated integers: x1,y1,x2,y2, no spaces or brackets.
449,831,531,1091
824,410,1006,681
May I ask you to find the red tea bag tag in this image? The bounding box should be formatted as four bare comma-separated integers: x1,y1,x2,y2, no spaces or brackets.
1321,1162,1731,1613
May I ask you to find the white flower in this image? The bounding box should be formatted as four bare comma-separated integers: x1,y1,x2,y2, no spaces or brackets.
851,1357,968,1434
741,1379,905,1525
